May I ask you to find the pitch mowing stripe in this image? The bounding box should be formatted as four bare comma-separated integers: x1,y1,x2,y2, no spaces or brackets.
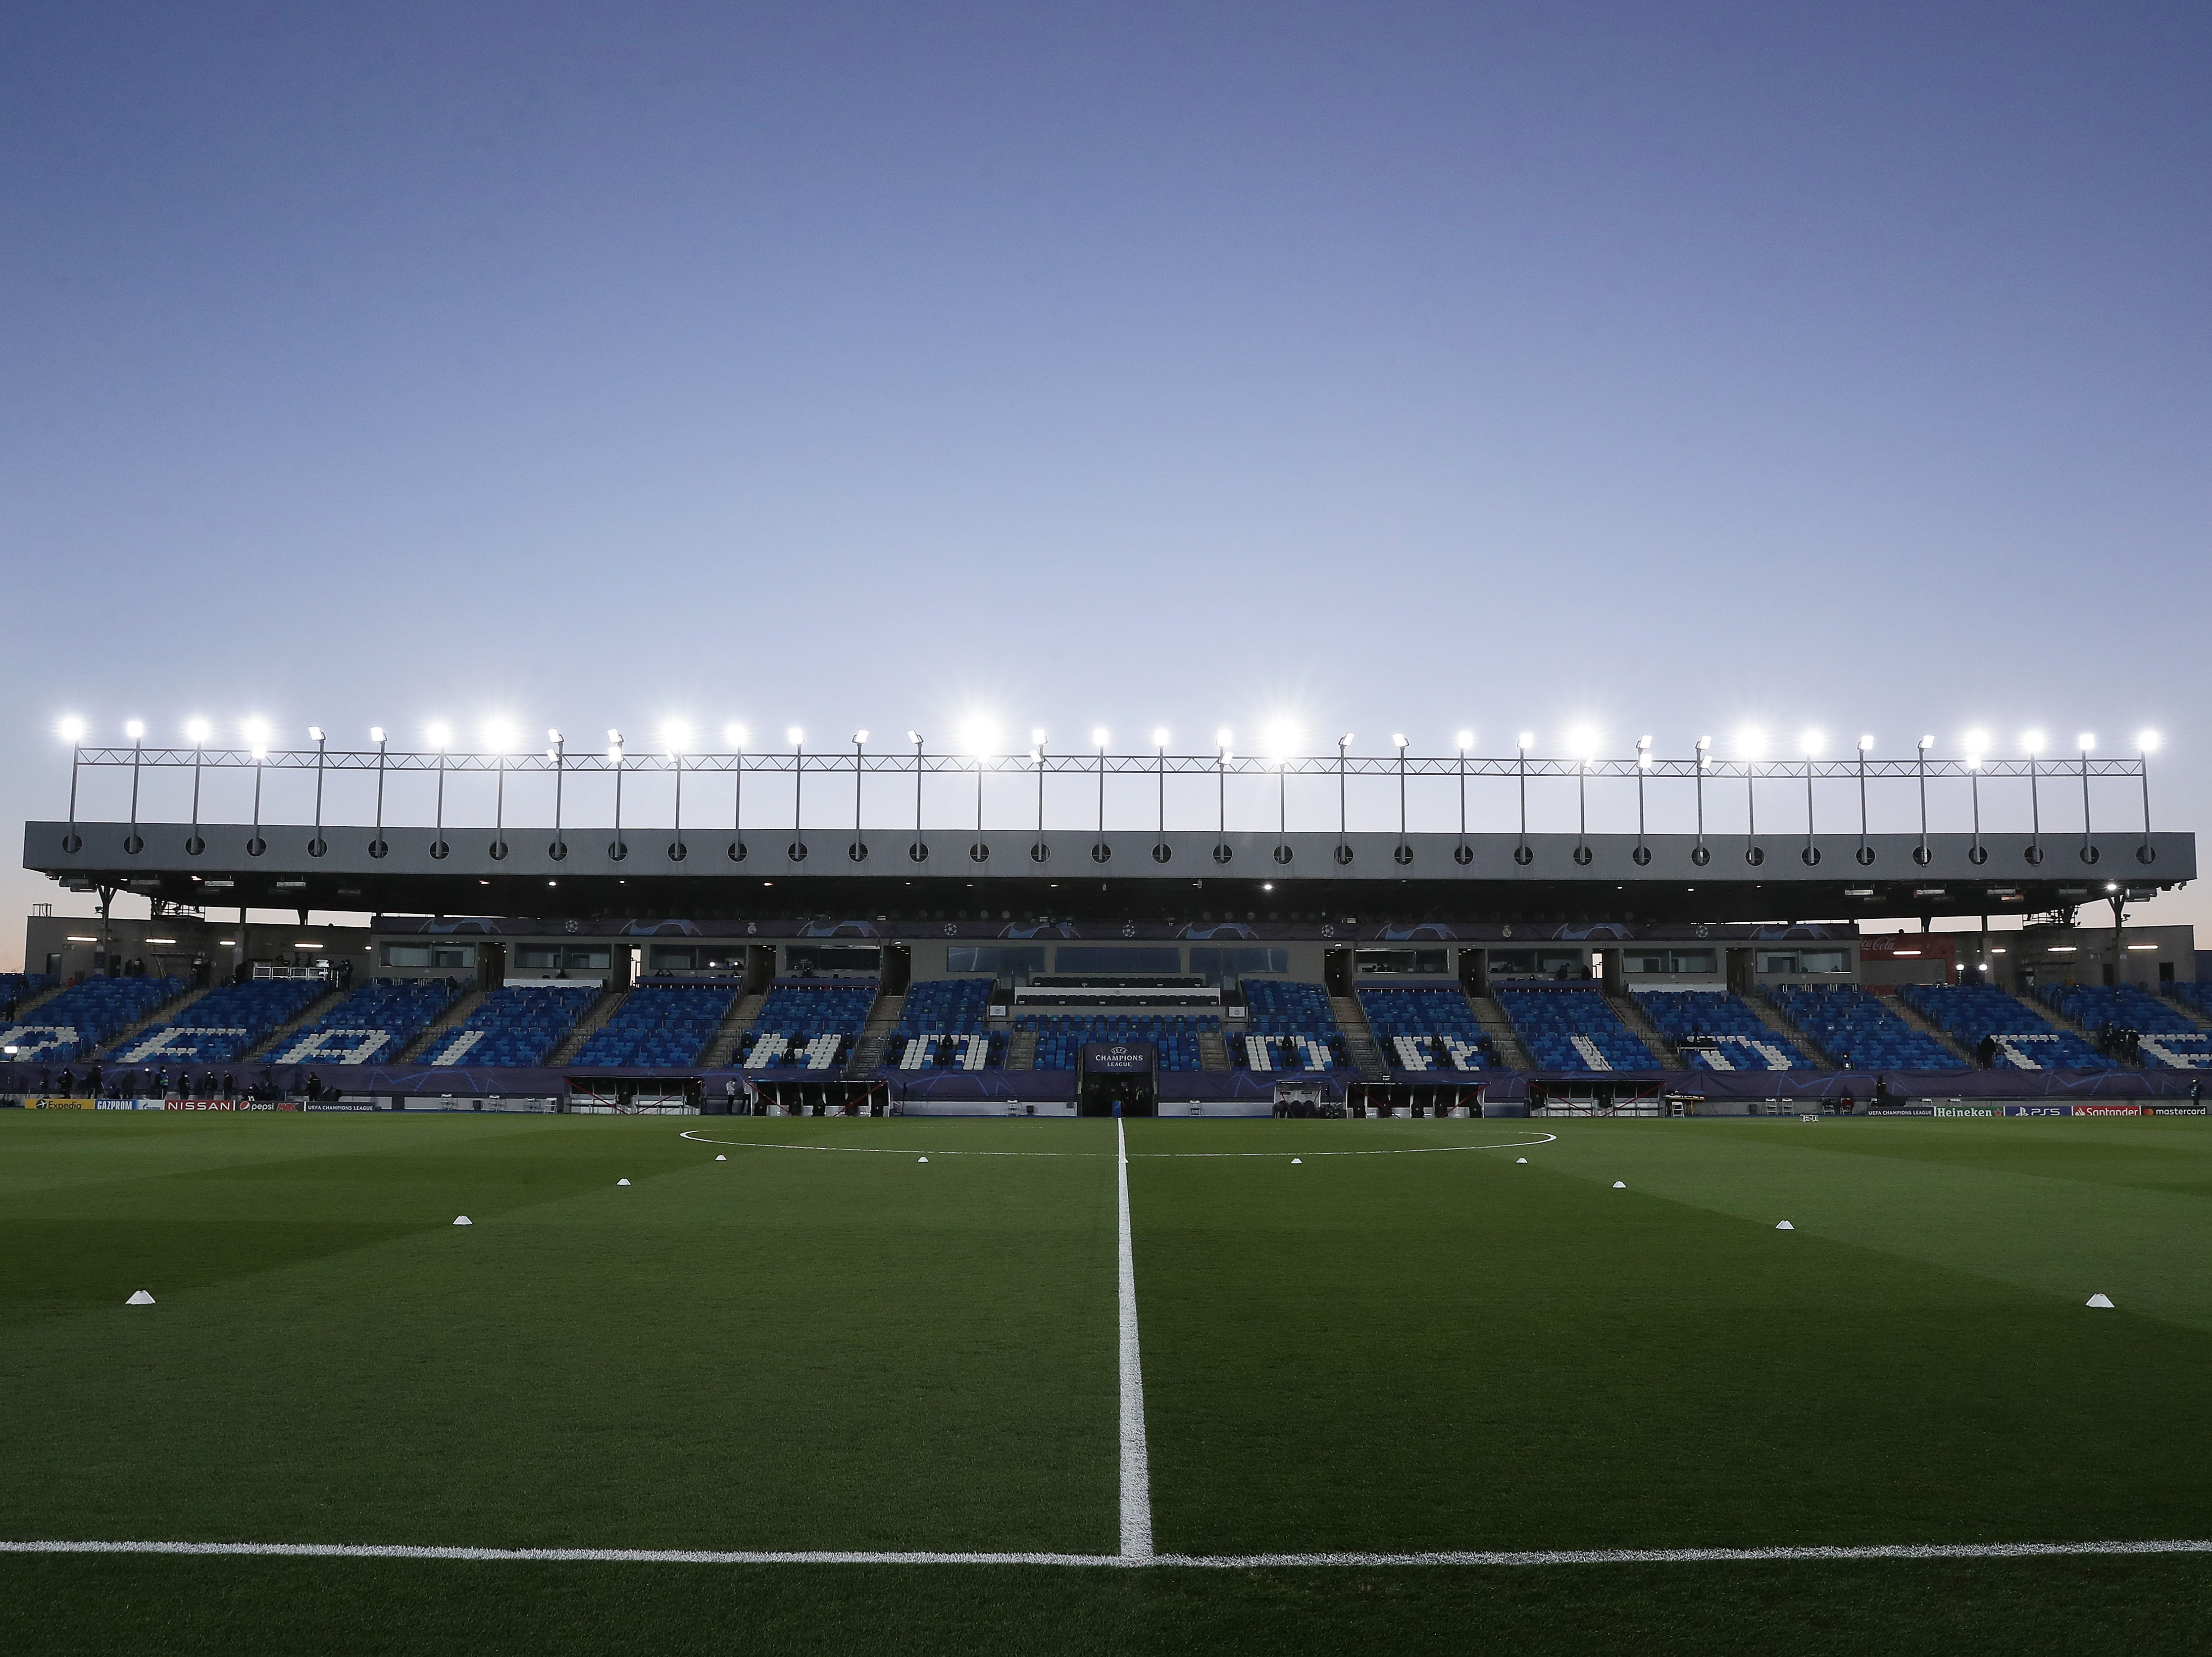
1117,1117,1155,1561
4,1540,2209,1567
675,1130,1560,1160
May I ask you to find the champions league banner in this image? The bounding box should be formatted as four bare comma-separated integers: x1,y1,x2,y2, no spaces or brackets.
1081,1042,1156,1075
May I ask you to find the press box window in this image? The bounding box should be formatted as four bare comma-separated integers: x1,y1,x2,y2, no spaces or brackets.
1355,950,1448,976
1488,949,1589,979
1759,949,1849,975
1624,949,1716,975
516,946,611,970
383,943,476,969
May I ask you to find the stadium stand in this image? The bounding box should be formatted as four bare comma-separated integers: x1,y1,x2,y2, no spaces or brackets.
271,978,462,1065
576,982,740,1068
1494,987,1659,1072
740,980,877,1071
893,978,1001,1070
0,973,55,1013
2168,981,2212,1019
0,975,183,1063
1237,980,1348,1071
1765,984,1964,1070
2040,984,2211,1069
1357,985,1491,1071
113,977,326,1065
424,982,600,1067
1633,989,1815,1071
1022,1013,1214,1071
1899,983,2119,1070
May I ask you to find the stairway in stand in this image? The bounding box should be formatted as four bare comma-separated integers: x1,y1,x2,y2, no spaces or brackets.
246,981,353,1059
1329,995,1390,1082
705,992,766,1068
396,987,492,1063
1005,1026,1038,1071
93,983,215,1059
1607,993,1680,1068
546,985,625,1066
1881,990,1977,1065
1469,995,1534,1070
1196,1026,1229,1069
843,991,905,1079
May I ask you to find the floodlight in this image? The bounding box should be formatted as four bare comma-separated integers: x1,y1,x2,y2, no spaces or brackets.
1340,733,1355,747
853,729,868,745
905,730,921,746
1636,735,1652,751
1736,727,1764,760
548,728,563,745
186,718,211,743
1695,734,1711,751
1033,728,1048,745
2138,729,2161,753
58,716,86,743
243,718,271,747
125,720,145,741
1264,722,1298,760
1963,729,1988,757
2021,730,2044,754
2078,733,2096,752
787,727,804,746
370,726,386,744
1093,727,1110,747
723,724,745,746
1518,731,1535,750
485,720,515,752
1216,728,1233,748
1918,735,1934,751
1858,734,1875,752
608,729,624,746
663,722,691,754
425,721,451,750
1567,726,1597,760
1800,730,1823,759
1153,728,1171,747
307,726,324,743
1391,733,1408,750
1456,730,1473,751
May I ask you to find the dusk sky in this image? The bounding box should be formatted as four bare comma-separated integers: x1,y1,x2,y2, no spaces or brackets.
3,2,2207,961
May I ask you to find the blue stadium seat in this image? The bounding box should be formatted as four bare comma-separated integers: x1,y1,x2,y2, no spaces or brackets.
1358,986,1490,1071
1493,988,1658,1072
1634,990,1814,1071
1236,981,1346,1071
273,977,462,1065
576,983,740,1068
893,979,1002,1070
1901,984,2119,1070
1765,984,1964,1070
741,981,878,1071
425,983,601,1067
113,977,323,1065
0,976,183,1063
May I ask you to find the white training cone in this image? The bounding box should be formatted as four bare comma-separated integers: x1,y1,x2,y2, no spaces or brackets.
1775,1220,1795,1231
453,1215,472,1227
125,1290,155,1306
715,1155,727,1162
2086,1293,2115,1308
917,1156,929,1164
617,1178,631,1186
1612,1181,1626,1189
1291,1157,1303,1165
1515,1157,1528,1164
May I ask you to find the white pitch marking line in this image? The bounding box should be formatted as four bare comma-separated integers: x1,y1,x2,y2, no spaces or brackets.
676,1131,1559,1161
1117,1117,1154,1562
3,1538,2206,1568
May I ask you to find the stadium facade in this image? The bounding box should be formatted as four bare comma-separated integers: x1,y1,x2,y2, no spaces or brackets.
9,737,2205,1116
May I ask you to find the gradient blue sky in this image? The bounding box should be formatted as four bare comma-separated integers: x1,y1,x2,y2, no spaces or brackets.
3,2,2207,962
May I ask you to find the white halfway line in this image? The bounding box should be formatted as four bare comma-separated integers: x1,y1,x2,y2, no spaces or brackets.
1,1540,2207,1568
1117,1117,1154,1562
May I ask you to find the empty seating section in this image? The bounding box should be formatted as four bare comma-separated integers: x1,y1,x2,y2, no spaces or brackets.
426,984,600,1067
1021,1014,1214,1071
1358,986,1489,1071
0,976,183,1063
1633,990,1813,1071
2032,984,2207,1069
1765,984,1961,1069
895,979,1001,1070
114,978,325,1065
1494,989,1658,1073
2168,982,2212,1019
577,983,739,1068
1238,981,1347,1071
1900,984,2118,1071
273,978,462,1065
742,981,878,1071
0,973,55,1011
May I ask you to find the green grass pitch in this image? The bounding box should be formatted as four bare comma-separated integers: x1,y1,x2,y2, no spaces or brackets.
4,1110,2212,1654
